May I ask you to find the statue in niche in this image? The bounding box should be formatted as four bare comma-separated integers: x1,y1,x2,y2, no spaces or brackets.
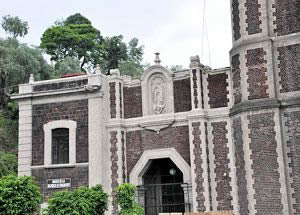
151,76,166,114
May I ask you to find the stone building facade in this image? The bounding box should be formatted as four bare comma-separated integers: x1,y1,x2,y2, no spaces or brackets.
11,1,300,214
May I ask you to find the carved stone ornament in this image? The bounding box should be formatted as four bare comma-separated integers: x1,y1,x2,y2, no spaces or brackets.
151,76,166,114
139,119,174,134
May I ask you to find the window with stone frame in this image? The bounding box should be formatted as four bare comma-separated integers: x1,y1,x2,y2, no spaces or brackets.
52,128,69,164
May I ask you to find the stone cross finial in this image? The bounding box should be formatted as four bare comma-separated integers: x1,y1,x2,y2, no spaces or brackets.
95,64,101,74
29,74,34,83
154,52,161,65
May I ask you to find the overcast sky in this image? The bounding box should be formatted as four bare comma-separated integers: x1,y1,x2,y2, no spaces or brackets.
0,0,232,69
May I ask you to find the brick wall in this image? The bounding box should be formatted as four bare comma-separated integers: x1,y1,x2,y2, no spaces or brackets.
231,54,242,105
278,44,300,93
211,121,233,211
174,78,192,113
109,82,116,119
207,73,229,109
283,111,300,214
110,131,119,215
246,48,269,100
126,126,190,177
245,0,262,35
248,113,283,214
192,122,205,212
33,79,88,92
273,0,300,36
32,166,88,201
232,0,241,41
232,118,249,215
32,100,88,165
123,86,143,118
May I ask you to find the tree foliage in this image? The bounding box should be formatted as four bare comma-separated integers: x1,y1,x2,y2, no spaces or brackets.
44,185,108,215
40,13,145,76
64,13,92,25
115,183,143,215
0,152,17,178
0,175,42,215
51,57,82,79
40,13,103,72
1,15,29,38
118,38,145,77
101,35,127,73
0,111,18,152
0,38,52,108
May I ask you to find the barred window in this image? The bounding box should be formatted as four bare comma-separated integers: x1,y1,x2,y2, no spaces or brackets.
52,128,69,164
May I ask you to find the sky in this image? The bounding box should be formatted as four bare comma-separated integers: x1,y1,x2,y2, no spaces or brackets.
0,0,232,69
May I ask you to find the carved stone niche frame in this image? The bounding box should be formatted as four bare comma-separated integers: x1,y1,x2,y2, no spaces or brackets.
141,65,174,116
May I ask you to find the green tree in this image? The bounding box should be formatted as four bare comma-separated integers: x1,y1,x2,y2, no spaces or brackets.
1,15,29,38
0,38,52,109
0,111,18,152
115,183,143,215
64,13,92,25
40,13,103,72
0,175,42,215
101,35,127,73
169,65,184,72
119,38,145,77
52,57,82,79
44,185,108,215
0,152,17,178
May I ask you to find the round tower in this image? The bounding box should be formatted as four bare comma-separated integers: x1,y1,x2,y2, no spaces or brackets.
230,1,300,215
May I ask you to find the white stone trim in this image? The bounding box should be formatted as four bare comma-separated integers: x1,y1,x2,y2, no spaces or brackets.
188,121,198,212
129,148,191,185
43,120,77,167
274,110,292,215
88,96,104,187
242,113,256,215
226,118,239,215
207,122,217,211
18,100,32,176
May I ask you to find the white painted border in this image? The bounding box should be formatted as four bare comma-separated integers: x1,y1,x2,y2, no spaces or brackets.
43,120,77,167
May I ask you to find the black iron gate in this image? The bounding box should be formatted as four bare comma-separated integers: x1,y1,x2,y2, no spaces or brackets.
137,183,191,215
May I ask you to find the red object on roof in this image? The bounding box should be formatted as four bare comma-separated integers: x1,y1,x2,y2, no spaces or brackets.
61,73,85,78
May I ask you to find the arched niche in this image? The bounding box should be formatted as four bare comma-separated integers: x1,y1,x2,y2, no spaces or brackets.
141,65,174,116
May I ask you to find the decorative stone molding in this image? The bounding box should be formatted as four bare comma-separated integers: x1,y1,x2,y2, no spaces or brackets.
43,120,77,167
141,65,174,115
138,118,175,134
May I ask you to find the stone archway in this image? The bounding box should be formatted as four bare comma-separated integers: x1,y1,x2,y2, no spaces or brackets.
129,148,191,185
129,148,193,214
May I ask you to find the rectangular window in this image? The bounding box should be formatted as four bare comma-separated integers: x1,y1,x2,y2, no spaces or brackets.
52,128,69,164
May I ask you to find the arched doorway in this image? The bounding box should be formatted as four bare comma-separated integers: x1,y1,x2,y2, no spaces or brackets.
137,158,190,215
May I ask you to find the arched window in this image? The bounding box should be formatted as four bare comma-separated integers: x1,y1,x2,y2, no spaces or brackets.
52,128,69,164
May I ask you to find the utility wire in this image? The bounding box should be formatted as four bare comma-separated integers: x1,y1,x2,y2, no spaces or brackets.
201,0,206,60
205,17,212,67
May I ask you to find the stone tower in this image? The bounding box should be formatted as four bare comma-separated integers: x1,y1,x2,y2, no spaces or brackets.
230,0,300,214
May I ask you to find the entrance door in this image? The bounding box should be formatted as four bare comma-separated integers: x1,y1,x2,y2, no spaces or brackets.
138,158,187,215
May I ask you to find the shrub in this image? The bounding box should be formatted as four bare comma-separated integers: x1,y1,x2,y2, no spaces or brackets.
116,183,143,215
44,185,108,215
0,175,42,215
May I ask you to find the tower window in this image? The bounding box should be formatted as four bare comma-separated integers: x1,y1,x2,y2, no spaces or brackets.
52,128,69,164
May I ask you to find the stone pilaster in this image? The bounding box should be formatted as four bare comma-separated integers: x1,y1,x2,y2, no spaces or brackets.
189,56,204,110
18,99,32,176
109,69,124,119
188,119,210,212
